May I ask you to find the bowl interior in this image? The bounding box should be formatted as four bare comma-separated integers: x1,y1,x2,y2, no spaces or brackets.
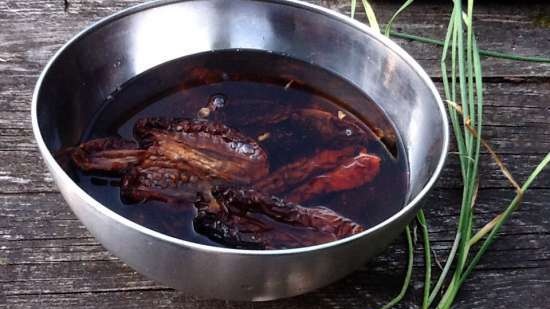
35,0,447,238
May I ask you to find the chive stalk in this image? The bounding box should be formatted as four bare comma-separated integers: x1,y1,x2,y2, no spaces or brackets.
380,226,414,309
389,31,550,63
350,1,550,308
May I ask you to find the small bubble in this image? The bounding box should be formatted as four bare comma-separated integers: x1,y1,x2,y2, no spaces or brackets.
345,129,353,136
210,94,226,109
238,143,254,154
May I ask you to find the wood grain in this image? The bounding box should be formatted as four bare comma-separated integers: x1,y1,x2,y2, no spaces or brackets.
1,0,549,308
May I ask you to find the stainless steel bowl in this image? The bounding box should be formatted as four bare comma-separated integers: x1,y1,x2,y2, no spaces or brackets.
32,0,449,301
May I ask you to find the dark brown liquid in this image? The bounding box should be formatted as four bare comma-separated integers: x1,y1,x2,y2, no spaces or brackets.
71,50,409,247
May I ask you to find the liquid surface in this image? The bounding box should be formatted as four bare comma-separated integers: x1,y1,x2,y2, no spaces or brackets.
69,50,409,248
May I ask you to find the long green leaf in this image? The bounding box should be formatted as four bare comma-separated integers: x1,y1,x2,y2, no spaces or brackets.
438,154,549,309
361,0,380,33
388,31,550,63
380,226,414,309
346,1,547,308
384,0,415,36
460,153,550,283
427,6,464,307
417,210,432,309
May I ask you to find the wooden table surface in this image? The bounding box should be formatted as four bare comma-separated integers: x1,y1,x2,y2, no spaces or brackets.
1,1,549,308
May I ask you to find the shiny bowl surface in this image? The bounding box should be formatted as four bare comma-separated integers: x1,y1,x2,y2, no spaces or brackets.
32,0,448,301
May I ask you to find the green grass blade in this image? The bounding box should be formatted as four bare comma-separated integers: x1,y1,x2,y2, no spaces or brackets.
453,0,479,280
465,0,475,131
438,7,484,309
347,1,547,308
435,2,482,307
462,0,483,271
388,31,550,63
454,1,471,159
448,0,471,279
460,153,550,285
443,8,467,178
417,210,432,309
380,226,414,309
437,154,549,309
470,30,485,252
427,235,460,305
361,0,381,33
384,0,415,36
351,0,357,18
428,7,465,306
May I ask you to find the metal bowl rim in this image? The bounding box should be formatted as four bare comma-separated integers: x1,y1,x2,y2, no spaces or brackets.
31,0,449,256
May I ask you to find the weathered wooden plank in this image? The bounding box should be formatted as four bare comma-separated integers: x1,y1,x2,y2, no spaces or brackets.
5,264,549,309
1,1,549,81
3,244,550,309
7,189,549,243
334,1,550,79
442,153,550,189
3,78,549,117
0,118,548,155
1,80,548,193
0,147,546,194
2,189,549,304
3,189,546,257
4,75,550,112
2,0,550,308
0,150,56,193
452,269,550,309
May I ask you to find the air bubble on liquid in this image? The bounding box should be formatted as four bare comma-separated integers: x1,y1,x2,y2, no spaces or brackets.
210,94,226,109
113,60,121,68
221,72,229,81
345,129,353,136
238,143,254,154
